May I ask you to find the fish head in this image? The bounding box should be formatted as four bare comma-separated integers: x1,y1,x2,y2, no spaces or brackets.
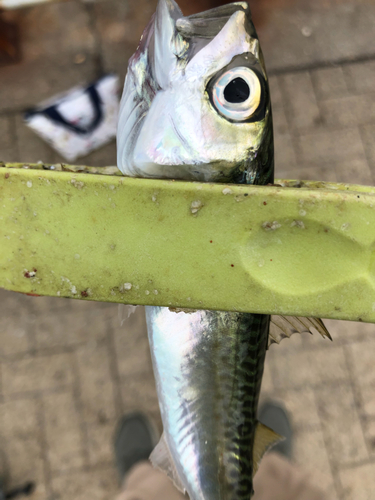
117,0,274,184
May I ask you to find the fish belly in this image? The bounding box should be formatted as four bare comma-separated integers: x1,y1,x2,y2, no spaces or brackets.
146,306,269,500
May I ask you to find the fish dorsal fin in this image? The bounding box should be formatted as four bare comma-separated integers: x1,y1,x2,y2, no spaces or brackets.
268,316,332,348
252,421,284,477
150,432,186,493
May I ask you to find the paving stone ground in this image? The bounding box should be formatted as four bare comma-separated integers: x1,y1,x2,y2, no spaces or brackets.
0,0,375,499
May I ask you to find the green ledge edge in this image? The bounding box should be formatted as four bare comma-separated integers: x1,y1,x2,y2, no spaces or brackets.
1,162,375,322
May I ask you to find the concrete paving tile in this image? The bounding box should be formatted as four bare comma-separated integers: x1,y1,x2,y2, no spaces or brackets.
86,418,117,467
0,115,18,163
0,54,97,112
257,3,375,72
339,461,375,500
78,141,117,168
280,72,321,132
292,427,337,499
334,158,373,186
271,388,321,430
2,353,74,396
363,418,375,457
346,341,375,418
320,93,375,129
51,466,118,500
76,342,117,424
272,108,290,137
0,114,12,141
259,359,274,396
0,289,34,357
43,391,85,472
297,127,366,165
269,76,290,136
31,295,113,315
11,3,95,60
316,383,369,465
361,123,375,171
274,132,297,171
319,95,360,129
14,113,59,164
5,436,47,500
268,344,349,390
120,370,162,432
0,399,38,441
32,297,113,350
299,328,335,352
268,76,283,110
323,320,375,346
276,163,339,183
327,487,340,500
344,60,375,94
297,164,339,182
112,307,152,379
283,157,372,186
311,66,349,101
94,0,157,81
0,2,97,112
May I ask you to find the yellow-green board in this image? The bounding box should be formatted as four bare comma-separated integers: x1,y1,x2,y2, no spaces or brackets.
1,162,375,322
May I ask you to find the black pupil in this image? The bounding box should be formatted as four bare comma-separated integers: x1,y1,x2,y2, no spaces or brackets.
223,78,250,103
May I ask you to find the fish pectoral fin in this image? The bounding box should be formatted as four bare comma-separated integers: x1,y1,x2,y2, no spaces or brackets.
268,316,332,348
150,432,186,494
252,421,284,477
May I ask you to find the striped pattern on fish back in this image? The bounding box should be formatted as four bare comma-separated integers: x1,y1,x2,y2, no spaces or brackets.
147,307,269,500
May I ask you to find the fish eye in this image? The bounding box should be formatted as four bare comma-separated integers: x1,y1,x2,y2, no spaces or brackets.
210,67,262,122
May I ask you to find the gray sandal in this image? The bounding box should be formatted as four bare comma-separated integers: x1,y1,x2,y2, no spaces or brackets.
114,412,159,482
258,401,293,459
